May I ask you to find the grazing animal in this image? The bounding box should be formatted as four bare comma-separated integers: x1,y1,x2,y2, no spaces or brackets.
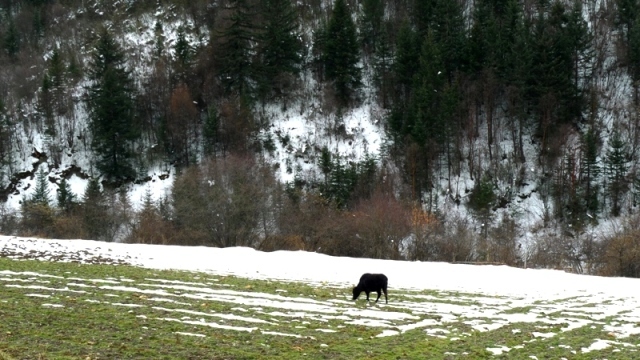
352,273,388,304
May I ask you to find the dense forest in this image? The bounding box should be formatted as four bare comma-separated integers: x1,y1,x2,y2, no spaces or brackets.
1,0,640,277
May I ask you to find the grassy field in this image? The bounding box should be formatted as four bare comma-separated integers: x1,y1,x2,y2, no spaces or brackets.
0,257,639,359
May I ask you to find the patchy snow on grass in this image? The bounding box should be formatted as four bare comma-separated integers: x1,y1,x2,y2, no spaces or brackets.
2,235,640,356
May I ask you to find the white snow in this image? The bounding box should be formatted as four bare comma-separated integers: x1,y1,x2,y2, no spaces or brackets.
2,234,640,356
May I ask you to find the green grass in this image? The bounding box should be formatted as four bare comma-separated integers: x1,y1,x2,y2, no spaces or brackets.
0,257,639,359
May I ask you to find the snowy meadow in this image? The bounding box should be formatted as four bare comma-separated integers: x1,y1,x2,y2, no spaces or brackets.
1,235,640,359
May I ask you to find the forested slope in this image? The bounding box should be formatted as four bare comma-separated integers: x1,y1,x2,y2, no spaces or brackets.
1,0,640,277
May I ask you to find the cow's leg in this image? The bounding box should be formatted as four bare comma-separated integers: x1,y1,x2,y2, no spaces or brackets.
383,287,388,304
375,290,381,303
365,291,370,301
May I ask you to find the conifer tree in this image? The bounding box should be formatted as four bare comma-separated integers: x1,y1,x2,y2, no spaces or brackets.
258,0,302,97
86,27,139,183
3,18,19,59
173,26,192,81
372,25,393,108
218,0,256,97
30,169,51,206
56,177,76,213
393,22,419,106
605,131,629,216
39,73,55,136
359,0,384,55
616,0,639,43
580,127,600,217
323,0,361,104
82,178,108,240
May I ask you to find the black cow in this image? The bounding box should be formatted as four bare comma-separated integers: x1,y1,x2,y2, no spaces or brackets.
352,273,388,304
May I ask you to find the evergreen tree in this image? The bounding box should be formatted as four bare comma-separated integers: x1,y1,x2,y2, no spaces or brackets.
323,0,361,104
616,0,639,43
81,178,108,241
372,24,393,108
430,0,467,80
359,0,384,55
605,131,629,216
153,21,166,57
3,18,19,58
30,169,51,206
86,27,139,183
39,73,55,136
629,16,640,101
21,169,54,236
56,177,76,213
393,22,419,107
48,49,65,90
258,0,302,97
203,105,219,157
580,127,600,217
218,0,257,97
173,26,192,81
0,98,10,170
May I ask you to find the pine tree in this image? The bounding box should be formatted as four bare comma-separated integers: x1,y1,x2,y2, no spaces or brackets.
616,0,639,43
3,18,19,59
82,178,108,241
393,22,419,107
203,105,219,157
580,127,600,217
173,26,192,81
257,0,302,98
218,0,257,97
56,177,76,213
154,21,165,57
39,73,55,136
21,169,54,236
605,131,629,216
0,98,10,169
372,24,393,108
30,169,51,206
629,16,640,102
323,0,361,104
359,0,384,55
86,27,139,183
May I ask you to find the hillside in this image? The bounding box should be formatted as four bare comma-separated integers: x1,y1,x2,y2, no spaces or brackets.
1,0,640,275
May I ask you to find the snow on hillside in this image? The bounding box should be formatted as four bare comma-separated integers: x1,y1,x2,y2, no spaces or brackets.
2,235,640,345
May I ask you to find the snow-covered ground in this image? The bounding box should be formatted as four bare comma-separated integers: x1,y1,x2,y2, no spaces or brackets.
2,235,640,354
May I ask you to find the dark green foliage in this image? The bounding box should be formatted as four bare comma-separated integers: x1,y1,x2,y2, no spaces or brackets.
629,16,640,101
39,73,55,135
202,105,219,157
392,22,419,106
257,0,303,98
319,146,332,178
3,18,19,58
318,153,378,208
359,0,384,55
173,26,192,80
372,24,393,108
469,175,496,212
86,27,139,183
0,98,10,167
323,0,361,104
580,127,600,217
218,0,256,97
81,178,109,241
605,131,629,216
30,169,51,206
529,1,592,128
153,21,165,57
56,177,76,213
616,0,639,42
